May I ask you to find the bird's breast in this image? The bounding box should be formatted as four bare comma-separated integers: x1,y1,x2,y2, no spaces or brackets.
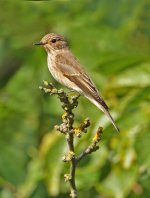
47,54,65,84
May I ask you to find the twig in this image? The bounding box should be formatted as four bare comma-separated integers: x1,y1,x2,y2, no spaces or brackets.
76,127,103,164
65,132,77,198
40,81,103,198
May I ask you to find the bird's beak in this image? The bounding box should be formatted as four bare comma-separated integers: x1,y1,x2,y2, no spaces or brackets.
34,41,46,46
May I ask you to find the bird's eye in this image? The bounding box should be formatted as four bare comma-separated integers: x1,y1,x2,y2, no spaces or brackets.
51,39,57,43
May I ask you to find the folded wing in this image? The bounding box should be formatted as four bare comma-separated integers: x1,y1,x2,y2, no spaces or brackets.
55,51,119,132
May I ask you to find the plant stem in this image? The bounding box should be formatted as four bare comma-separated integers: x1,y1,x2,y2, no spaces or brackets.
66,132,77,198
40,81,102,198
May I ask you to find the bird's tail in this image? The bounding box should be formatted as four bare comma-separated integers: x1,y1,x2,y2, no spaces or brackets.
88,97,120,132
102,107,120,132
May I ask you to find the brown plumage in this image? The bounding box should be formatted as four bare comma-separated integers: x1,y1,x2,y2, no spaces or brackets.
34,33,120,132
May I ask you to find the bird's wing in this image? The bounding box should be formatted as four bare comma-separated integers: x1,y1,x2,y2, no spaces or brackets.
55,51,120,132
55,51,109,110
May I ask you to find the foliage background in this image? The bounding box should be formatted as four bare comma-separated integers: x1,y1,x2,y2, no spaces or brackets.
0,0,150,198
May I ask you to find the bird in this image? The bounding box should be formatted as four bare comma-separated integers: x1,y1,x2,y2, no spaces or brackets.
34,33,120,132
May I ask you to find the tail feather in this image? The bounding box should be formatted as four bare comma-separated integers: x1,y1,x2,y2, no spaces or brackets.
102,108,120,132
87,96,120,132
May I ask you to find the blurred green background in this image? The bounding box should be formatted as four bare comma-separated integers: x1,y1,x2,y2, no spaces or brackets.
0,1,150,198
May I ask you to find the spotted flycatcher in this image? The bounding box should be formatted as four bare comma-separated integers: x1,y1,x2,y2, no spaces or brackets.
34,33,119,132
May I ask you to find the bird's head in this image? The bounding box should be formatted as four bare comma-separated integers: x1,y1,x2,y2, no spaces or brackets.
34,33,68,53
